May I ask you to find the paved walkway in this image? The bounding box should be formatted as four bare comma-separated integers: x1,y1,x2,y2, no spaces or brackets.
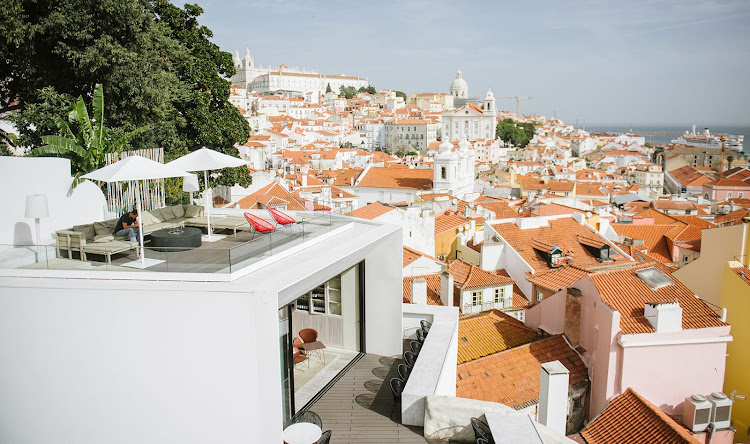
307,353,442,443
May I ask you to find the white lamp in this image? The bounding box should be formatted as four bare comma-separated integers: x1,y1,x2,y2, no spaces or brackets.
183,174,200,205
26,194,49,260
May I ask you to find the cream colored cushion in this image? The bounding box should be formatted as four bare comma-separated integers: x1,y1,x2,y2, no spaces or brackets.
94,219,117,236
184,205,202,218
73,224,96,241
170,205,185,218
140,211,155,226
159,206,176,221
149,208,165,223
94,234,115,243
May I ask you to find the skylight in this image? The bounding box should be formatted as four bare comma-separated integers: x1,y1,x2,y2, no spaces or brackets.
635,267,674,290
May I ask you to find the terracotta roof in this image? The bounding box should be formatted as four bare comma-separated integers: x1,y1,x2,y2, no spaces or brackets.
457,310,538,364
580,387,702,444
447,259,515,290
356,167,433,190
531,203,585,217
235,182,308,211
610,224,675,264
346,202,395,219
589,263,727,334
714,208,750,226
402,274,442,305
491,217,633,272
730,264,750,287
527,266,592,293
402,245,443,268
456,335,587,409
435,213,470,235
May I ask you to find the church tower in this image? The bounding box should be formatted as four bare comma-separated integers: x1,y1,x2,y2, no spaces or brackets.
483,88,496,116
231,48,257,88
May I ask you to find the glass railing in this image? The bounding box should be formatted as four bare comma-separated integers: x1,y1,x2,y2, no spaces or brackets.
1,210,356,275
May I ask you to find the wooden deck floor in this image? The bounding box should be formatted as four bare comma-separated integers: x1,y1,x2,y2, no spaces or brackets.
306,354,443,444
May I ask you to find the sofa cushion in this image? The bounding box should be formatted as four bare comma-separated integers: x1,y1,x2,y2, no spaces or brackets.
170,205,185,218
94,219,117,236
184,205,202,218
159,206,177,221
72,224,96,242
94,234,115,243
148,208,165,223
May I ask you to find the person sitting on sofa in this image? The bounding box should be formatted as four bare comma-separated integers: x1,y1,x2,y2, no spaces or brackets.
114,208,140,242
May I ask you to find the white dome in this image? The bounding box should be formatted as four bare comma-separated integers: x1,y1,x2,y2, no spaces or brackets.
485,88,494,99
450,69,468,94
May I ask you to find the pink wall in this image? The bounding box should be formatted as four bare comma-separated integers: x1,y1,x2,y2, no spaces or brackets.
525,288,567,334
631,217,654,225
618,326,730,415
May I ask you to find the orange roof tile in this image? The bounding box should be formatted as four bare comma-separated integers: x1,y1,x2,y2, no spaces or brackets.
457,310,538,364
491,218,633,272
356,167,433,190
447,259,515,290
435,213,470,235
589,264,727,334
580,387,702,444
456,335,587,409
402,274,442,305
527,266,592,293
346,202,395,220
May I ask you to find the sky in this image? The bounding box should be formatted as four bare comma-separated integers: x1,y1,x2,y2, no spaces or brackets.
190,0,750,126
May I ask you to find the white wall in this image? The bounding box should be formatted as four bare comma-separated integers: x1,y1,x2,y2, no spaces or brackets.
0,157,107,245
0,280,279,444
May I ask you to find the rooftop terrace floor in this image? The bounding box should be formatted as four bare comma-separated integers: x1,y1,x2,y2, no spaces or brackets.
307,353,444,444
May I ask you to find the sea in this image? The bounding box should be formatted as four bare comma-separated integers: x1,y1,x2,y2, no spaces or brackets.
580,124,750,156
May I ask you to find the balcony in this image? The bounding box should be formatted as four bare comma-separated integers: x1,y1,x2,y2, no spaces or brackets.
1,210,371,279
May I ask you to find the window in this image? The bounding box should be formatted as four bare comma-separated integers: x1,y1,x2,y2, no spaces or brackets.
441,166,447,180
536,291,544,303
727,192,732,198
494,288,503,303
683,256,689,263
739,192,744,198
472,291,482,306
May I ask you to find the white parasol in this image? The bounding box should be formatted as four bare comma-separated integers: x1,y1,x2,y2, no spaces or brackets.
82,154,196,268
166,147,247,242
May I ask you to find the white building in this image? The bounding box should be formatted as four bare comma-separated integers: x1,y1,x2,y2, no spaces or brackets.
433,139,475,199
384,119,439,153
231,48,368,97
449,69,469,100
442,89,497,142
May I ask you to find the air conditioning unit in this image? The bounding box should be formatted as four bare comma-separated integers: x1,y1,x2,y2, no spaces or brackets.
708,392,733,429
683,394,712,432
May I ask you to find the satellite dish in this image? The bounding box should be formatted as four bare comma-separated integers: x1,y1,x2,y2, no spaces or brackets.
586,212,592,218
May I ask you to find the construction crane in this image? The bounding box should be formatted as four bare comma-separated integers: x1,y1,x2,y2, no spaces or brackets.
500,96,533,117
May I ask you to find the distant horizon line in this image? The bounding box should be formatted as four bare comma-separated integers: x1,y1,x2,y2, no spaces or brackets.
573,122,750,129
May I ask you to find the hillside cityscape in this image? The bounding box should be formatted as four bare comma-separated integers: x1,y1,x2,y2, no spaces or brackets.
1,1,749,444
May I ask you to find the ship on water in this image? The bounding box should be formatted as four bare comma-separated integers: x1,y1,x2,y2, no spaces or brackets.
671,125,744,152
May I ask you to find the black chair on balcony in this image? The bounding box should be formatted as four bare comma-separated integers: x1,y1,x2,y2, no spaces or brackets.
389,377,405,420
316,430,332,444
420,319,432,335
470,417,494,444
416,328,426,344
293,410,323,429
403,351,417,369
397,363,411,382
410,340,422,355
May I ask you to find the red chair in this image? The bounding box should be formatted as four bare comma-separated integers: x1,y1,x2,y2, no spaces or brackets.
266,206,298,230
293,349,308,370
299,328,318,344
244,212,275,239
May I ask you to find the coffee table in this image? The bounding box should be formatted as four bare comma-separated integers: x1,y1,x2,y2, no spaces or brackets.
283,422,321,444
149,227,202,252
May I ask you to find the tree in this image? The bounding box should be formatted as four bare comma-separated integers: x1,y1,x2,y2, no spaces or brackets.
727,155,734,169
339,85,357,99
394,90,407,101
496,118,533,148
30,84,149,186
358,85,376,94
326,83,332,93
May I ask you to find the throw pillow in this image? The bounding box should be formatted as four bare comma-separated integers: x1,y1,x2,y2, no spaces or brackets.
184,205,202,218
94,220,115,236
94,234,115,243
149,208,164,223
170,205,185,218
159,206,176,221
73,224,96,241
139,211,154,226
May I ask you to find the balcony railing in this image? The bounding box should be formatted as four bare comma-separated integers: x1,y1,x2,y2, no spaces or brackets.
0,210,361,277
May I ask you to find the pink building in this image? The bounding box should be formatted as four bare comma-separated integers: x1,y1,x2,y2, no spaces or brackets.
702,178,750,201
525,263,730,420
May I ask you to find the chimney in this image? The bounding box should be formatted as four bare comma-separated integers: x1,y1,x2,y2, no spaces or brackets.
440,271,454,307
563,287,582,347
644,301,682,333
538,360,570,436
411,278,427,305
